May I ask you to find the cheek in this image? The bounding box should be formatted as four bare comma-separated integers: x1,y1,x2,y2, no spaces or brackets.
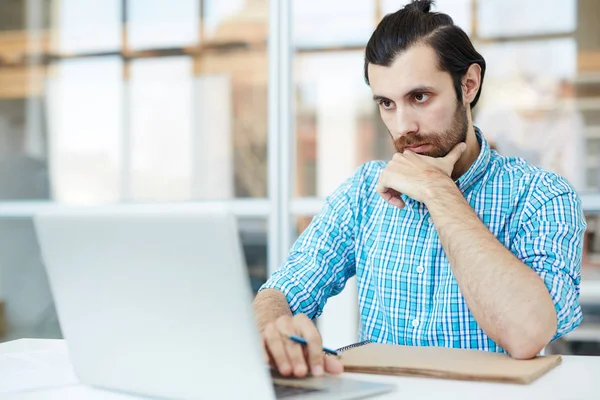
379,109,394,130
417,101,454,132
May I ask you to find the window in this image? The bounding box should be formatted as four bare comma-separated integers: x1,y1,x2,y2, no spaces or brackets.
47,57,123,203
478,0,576,38
128,0,200,50
57,0,121,54
0,0,270,343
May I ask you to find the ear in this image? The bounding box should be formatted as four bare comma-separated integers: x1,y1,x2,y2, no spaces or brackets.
461,63,482,106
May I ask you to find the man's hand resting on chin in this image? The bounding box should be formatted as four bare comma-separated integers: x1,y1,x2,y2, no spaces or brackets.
376,142,466,208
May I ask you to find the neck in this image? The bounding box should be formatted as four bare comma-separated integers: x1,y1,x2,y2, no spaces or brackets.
451,122,480,181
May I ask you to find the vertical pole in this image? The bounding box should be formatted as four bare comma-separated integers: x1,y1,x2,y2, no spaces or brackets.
267,0,293,275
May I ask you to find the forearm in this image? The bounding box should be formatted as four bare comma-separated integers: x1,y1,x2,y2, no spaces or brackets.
253,289,293,331
425,182,557,358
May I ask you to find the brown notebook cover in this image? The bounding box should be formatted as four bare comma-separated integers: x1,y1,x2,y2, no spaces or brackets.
339,342,561,384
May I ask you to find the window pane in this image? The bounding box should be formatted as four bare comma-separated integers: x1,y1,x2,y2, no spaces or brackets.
203,0,254,42
0,215,266,342
56,0,121,54
0,1,51,201
478,39,577,80
0,97,51,200
199,2,269,198
382,0,472,35
129,57,193,201
128,0,199,50
197,51,269,198
295,51,388,197
293,0,374,48
474,39,585,190
129,54,269,201
47,57,123,203
478,0,576,38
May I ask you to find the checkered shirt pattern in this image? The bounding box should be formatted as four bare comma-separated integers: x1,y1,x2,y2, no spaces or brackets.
261,128,586,353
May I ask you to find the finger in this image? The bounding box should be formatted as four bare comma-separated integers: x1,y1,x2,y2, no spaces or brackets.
379,187,404,208
276,317,308,378
389,196,405,209
376,172,395,197
263,324,292,376
261,339,270,364
443,142,466,166
324,354,344,374
376,180,388,197
294,315,324,377
392,152,404,162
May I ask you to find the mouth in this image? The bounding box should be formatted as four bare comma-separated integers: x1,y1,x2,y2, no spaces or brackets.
404,144,432,154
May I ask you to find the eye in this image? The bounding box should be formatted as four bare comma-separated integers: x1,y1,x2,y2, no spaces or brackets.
413,93,430,104
378,99,394,110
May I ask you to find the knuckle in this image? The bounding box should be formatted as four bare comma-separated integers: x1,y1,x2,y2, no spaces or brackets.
278,314,292,323
293,313,309,322
275,315,292,330
295,315,314,328
288,344,302,357
263,323,277,338
287,347,304,364
303,328,320,343
310,353,323,365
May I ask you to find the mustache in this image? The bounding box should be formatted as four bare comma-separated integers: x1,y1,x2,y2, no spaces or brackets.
394,134,435,152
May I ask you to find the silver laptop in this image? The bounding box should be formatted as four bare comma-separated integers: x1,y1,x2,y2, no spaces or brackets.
34,205,394,400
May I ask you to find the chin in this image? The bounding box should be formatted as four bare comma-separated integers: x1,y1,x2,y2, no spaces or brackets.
422,150,445,158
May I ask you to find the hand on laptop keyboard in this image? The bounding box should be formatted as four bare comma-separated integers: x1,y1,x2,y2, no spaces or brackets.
260,313,344,379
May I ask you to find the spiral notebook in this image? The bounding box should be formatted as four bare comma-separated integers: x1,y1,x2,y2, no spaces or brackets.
336,341,561,384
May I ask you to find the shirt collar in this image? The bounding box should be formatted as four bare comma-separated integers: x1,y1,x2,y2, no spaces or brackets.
456,126,491,194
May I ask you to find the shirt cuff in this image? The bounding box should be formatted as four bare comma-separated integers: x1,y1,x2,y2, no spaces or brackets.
259,273,319,318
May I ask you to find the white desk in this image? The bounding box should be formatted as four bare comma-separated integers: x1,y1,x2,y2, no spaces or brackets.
2,339,599,400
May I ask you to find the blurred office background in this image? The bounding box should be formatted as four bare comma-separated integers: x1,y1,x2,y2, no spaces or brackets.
1,0,600,355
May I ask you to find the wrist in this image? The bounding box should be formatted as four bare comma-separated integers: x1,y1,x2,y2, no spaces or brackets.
423,174,459,206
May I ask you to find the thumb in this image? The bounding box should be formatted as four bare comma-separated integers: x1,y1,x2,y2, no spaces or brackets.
443,142,466,166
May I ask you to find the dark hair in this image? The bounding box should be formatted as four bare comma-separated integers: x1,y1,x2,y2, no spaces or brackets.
364,0,486,109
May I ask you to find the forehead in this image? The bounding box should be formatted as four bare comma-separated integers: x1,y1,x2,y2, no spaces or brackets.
367,45,452,96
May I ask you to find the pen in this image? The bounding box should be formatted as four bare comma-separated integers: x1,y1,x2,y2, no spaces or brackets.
288,334,339,356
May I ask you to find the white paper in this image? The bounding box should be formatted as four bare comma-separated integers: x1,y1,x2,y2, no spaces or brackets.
0,349,78,394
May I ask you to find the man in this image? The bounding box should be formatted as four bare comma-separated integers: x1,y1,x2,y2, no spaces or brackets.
254,0,586,378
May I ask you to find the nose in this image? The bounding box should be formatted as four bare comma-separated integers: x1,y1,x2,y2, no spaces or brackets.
392,106,418,140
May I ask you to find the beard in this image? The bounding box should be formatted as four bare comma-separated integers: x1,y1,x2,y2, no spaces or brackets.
393,101,468,158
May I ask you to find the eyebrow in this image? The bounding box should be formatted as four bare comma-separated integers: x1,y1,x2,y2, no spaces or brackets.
372,95,391,102
372,86,436,102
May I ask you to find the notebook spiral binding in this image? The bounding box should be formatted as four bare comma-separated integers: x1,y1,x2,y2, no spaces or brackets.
336,340,372,353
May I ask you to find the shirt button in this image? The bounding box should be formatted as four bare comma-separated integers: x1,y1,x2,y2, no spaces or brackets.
416,266,425,274
428,217,433,224
412,319,420,328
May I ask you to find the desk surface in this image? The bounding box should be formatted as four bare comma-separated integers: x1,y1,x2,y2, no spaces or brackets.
2,338,599,400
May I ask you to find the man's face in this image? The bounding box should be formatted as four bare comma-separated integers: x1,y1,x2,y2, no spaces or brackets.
367,45,468,158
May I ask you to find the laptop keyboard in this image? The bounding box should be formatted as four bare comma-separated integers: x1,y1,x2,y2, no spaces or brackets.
273,383,321,398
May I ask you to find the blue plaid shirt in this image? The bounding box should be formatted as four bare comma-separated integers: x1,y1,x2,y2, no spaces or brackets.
261,128,586,353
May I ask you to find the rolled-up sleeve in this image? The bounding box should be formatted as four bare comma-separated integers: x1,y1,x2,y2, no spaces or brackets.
259,173,359,320
511,181,587,341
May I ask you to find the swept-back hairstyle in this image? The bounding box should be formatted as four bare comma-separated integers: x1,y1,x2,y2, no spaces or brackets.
364,0,486,109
